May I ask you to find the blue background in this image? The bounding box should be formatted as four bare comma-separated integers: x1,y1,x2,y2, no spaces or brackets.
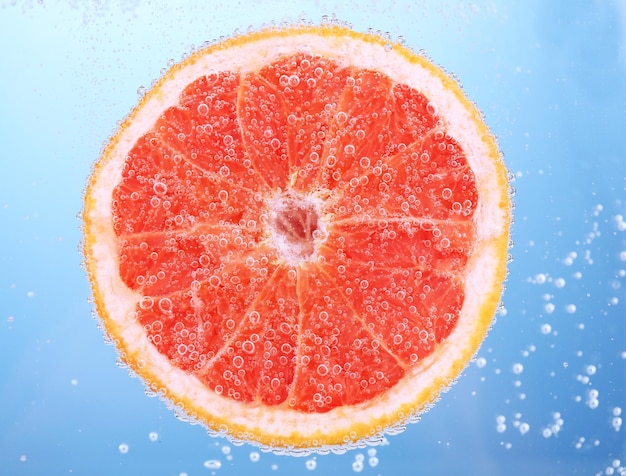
1,1,625,475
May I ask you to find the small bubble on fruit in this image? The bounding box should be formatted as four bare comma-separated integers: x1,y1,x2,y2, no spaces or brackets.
197,103,209,115
426,101,438,115
158,298,172,313
139,296,154,309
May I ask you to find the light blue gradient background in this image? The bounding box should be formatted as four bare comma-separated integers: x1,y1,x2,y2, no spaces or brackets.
1,1,625,475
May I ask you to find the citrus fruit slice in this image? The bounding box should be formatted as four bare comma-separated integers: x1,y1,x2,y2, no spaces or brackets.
83,24,510,453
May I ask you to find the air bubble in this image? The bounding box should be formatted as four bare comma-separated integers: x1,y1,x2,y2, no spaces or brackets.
249,451,260,462
153,182,167,194
158,298,172,313
242,340,255,354
139,296,154,309
203,460,222,470
305,458,316,470
426,101,438,115
512,363,524,375
197,103,209,115
148,431,158,442
118,443,129,454
540,323,552,334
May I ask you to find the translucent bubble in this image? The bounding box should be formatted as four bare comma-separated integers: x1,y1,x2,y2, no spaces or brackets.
203,460,221,470
305,458,316,470
519,422,530,435
544,303,555,314
512,363,524,375
554,277,566,288
336,111,348,124
585,364,597,375
317,364,329,376
565,304,577,314
139,296,154,309
534,273,547,284
475,357,487,368
158,297,172,313
426,101,438,115
563,251,577,265
540,323,552,334
197,103,209,115
153,181,167,194
249,451,260,462
118,443,129,454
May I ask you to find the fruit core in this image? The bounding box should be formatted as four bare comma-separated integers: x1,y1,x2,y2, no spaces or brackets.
268,193,323,263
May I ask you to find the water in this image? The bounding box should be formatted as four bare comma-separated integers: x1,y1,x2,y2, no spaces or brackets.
1,1,625,475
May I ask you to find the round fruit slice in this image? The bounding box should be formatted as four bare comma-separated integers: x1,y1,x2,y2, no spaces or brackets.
83,24,510,453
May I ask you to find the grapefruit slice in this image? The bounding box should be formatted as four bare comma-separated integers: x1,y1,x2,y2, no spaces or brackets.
83,24,510,453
